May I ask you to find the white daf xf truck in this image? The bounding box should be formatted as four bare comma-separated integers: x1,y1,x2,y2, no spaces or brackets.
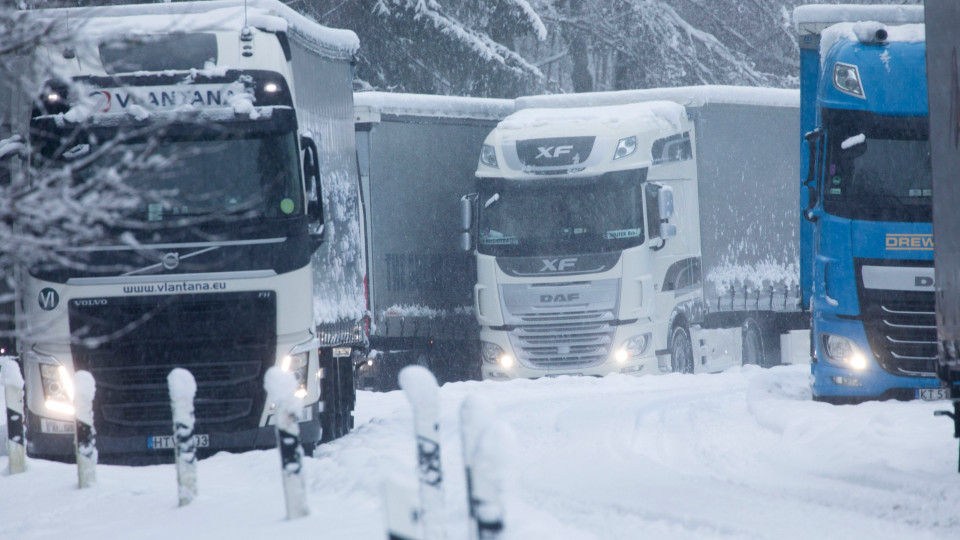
3,0,366,462
460,87,807,380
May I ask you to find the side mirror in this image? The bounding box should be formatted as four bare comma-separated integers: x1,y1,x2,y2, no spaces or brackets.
301,134,324,246
459,193,477,252
803,129,822,222
301,134,322,216
658,185,675,220
661,223,677,239
460,194,473,231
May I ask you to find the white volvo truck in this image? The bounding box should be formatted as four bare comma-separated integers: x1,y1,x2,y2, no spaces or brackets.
460,87,808,380
2,0,366,462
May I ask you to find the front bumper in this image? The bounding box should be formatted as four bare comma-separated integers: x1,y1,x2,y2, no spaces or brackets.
479,324,658,380
811,315,940,400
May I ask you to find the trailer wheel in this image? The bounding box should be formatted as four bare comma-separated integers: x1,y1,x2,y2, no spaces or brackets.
670,325,694,374
741,320,765,367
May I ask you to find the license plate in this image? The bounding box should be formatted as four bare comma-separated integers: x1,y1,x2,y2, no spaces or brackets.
147,434,209,450
333,346,352,358
917,388,952,401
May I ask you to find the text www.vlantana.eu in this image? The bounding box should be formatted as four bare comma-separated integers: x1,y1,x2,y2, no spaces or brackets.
122,281,227,294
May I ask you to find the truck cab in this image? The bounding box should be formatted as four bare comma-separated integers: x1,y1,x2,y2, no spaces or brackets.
795,6,944,402
11,0,363,461
462,102,691,379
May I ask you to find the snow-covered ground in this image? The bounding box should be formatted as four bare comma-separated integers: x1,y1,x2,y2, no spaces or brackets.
3,365,959,539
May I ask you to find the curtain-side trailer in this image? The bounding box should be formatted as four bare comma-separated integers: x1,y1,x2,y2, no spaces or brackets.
353,92,513,389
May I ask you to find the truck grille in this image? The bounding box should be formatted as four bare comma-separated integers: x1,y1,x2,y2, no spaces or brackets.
68,291,277,437
508,311,615,368
500,279,619,370
860,289,937,377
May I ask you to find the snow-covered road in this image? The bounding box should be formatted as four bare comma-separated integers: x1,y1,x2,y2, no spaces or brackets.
2,365,959,539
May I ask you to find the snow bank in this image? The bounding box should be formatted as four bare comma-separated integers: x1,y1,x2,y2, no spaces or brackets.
516,85,798,111
3,366,960,539
354,91,513,121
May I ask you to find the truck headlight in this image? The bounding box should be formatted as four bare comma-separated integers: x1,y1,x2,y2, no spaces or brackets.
833,62,865,99
40,364,76,415
821,333,868,370
614,333,651,363
281,351,309,399
614,136,637,160
480,341,514,368
480,144,498,168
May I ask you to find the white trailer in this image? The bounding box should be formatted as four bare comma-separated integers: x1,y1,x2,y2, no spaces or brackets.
2,0,365,461
460,86,806,380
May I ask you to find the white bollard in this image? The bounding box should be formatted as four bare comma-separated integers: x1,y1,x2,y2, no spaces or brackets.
168,368,198,507
73,370,97,489
399,365,445,540
264,366,309,520
1,358,26,474
460,394,506,540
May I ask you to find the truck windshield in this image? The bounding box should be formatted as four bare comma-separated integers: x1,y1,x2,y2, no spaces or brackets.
822,109,930,222
477,168,646,257
31,110,303,224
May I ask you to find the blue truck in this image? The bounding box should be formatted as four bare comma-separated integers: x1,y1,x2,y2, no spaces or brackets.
794,5,949,403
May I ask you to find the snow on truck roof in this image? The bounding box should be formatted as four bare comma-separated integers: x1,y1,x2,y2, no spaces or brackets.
496,101,688,138
819,22,925,61
793,4,923,33
515,85,798,111
28,0,358,60
353,91,514,121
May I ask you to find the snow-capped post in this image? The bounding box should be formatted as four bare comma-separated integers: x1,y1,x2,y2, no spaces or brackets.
460,394,506,540
264,366,309,520
398,365,445,540
1,358,26,474
73,370,97,489
167,368,198,506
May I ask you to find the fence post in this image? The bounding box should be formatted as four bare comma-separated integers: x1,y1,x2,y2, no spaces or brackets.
460,394,505,540
1,358,25,474
264,366,309,520
399,365,445,540
168,368,198,506
73,370,97,489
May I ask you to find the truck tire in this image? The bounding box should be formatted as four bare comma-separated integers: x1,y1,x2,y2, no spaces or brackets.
670,325,694,374
741,320,765,367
